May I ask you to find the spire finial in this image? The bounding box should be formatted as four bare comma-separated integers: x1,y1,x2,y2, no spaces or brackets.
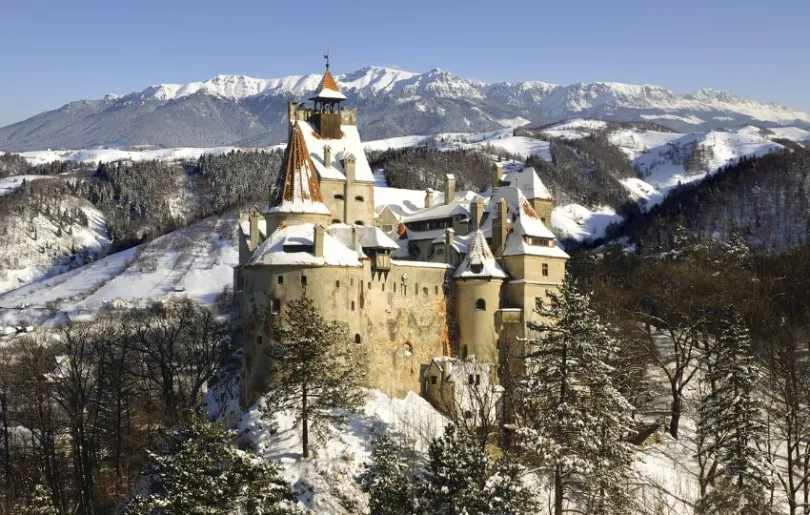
323,50,330,69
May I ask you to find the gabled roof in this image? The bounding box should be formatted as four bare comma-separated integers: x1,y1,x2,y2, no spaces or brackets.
310,68,346,101
500,166,552,200
454,230,506,279
298,120,376,182
269,123,330,215
247,224,361,267
403,191,481,224
327,224,400,251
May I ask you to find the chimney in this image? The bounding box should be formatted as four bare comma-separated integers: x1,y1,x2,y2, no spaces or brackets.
323,145,332,168
249,207,260,250
445,228,455,264
492,164,503,189
470,197,484,232
444,174,455,205
287,102,298,136
492,199,508,256
425,188,435,208
351,225,360,251
313,224,325,257
344,153,356,183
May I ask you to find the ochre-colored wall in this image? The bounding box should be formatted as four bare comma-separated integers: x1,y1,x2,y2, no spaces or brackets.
237,261,452,406
454,278,503,364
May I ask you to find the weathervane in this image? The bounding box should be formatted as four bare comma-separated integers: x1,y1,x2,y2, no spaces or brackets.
323,50,330,70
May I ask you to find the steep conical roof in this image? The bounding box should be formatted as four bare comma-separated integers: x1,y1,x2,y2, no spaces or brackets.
454,230,506,279
310,68,346,101
269,122,330,214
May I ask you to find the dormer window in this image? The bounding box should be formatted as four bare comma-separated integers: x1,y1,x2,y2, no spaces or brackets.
471,264,483,274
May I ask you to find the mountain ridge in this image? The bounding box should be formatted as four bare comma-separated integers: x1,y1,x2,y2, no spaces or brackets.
2,66,808,151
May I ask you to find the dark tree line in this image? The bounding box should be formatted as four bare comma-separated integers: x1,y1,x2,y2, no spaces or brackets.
368,147,493,192
0,299,227,515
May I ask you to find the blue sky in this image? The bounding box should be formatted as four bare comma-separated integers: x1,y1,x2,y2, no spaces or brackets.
1,0,808,126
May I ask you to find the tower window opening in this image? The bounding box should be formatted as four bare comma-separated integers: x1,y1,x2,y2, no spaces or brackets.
301,275,308,286
277,275,284,285
256,335,263,345
542,263,549,277
271,299,281,314
336,280,340,288
354,334,362,344
332,219,341,224
355,195,364,202
334,194,344,200
368,281,371,290
431,376,437,385
435,286,439,295
423,287,428,296
468,375,475,385
351,301,356,311
475,298,486,311
475,374,481,386
355,220,365,226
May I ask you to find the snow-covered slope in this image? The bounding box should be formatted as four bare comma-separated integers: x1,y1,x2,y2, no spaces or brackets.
0,214,236,329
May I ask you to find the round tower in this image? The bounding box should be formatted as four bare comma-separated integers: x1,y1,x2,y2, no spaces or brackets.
453,231,506,364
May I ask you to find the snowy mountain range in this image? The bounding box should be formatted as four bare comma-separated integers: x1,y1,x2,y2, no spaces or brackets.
2,66,809,151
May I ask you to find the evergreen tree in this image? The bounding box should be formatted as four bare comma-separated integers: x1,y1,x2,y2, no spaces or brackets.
518,276,636,515
418,425,537,515
358,432,415,515
696,310,771,514
14,484,59,515
127,410,298,515
266,297,364,458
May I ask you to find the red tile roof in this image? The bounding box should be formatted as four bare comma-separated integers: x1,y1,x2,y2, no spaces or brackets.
272,123,325,208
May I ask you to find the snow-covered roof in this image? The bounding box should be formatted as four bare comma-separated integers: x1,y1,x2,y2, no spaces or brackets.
500,167,552,200
327,224,399,250
309,68,347,101
373,186,430,219
403,191,480,224
431,230,476,254
406,227,450,242
453,231,506,279
247,224,361,267
298,120,375,183
269,123,331,215
238,218,267,240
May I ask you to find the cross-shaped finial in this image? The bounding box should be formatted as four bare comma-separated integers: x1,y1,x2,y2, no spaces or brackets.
323,50,330,69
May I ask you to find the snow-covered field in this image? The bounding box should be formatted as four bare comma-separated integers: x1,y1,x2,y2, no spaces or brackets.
0,214,236,330
0,174,50,195
18,145,279,166
552,204,623,243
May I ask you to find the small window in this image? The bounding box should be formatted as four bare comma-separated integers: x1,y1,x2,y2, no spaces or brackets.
476,298,486,311
332,218,341,224
382,224,393,232
354,334,362,344
393,283,397,293
541,217,546,224
355,195,364,202
336,280,340,288
382,283,385,292
271,299,280,314
475,374,481,386
256,335,263,345
468,375,475,385
435,286,439,295
462,345,468,359
351,278,354,286
423,287,428,295
368,281,371,290
351,301,356,311
301,275,308,286
542,263,549,277
239,275,245,289
334,194,344,200
355,220,364,226
431,376,437,385
404,342,413,356
277,275,284,285
535,297,543,311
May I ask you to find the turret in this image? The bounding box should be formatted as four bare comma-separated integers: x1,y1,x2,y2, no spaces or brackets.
453,231,506,364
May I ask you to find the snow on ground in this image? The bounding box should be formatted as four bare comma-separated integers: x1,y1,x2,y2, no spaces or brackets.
18,145,282,166
236,389,447,514
496,116,531,128
540,118,609,140
0,214,237,329
633,127,785,190
621,177,665,208
552,203,623,242
640,113,705,125
608,128,685,161
767,126,810,142
0,199,110,295
0,174,49,195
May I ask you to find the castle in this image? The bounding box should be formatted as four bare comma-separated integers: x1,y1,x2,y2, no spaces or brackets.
233,64,568,409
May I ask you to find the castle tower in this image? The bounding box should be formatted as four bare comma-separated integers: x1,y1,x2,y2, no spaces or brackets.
453,230,506,364
265,122,332,234
309,62,346,139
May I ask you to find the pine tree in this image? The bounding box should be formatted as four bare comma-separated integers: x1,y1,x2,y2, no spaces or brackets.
266,296,364,458
127,410,298,515
358,432,415,515
518,276,636,515
696,310,770,514
14,484,59,515
418,424,537,515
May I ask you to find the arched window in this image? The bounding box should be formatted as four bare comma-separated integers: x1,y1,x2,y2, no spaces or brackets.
354,334,362,344
475,298,486,311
